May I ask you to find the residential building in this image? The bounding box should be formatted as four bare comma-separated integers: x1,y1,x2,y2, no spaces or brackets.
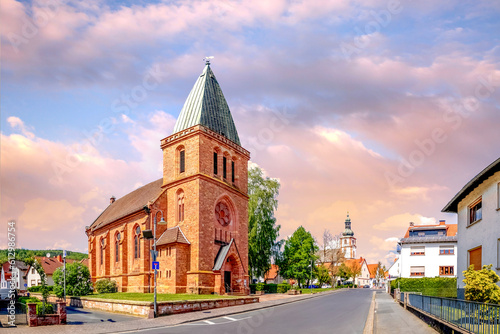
442,157,500,289
387,257,400,279
86,61,250,294
397,220,457,278
1,260,29,291
345,257,370,286
26,256,67,287
263,265,284,284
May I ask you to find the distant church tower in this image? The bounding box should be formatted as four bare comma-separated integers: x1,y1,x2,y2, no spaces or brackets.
340,213,356,259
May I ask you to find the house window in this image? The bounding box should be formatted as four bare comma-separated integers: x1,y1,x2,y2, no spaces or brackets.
213,152,218,175
134,226,141,259
231,161,235,183
115,233,121,262
223,156,227,179
179,150,185,173
468,246,482,270
439,266,454,276
410,246,425,256
100,238,105,265
468,198,482,225
439,245,454,255
410,266,425,276
177,191,185,222
31,268,35,275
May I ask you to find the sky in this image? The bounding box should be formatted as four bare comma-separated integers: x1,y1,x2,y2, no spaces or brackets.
1,0,500,267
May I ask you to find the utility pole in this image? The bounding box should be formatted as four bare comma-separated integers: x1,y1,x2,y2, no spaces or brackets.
63,250,66,300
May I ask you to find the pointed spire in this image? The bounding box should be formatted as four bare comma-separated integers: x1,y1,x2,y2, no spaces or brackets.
173,61,241,145
343,211,354,236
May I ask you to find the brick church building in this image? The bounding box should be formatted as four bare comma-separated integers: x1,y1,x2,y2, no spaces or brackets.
86,61,250,295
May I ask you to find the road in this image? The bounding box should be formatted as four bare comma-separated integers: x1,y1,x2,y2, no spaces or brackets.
129,289,373,334
66,306,141,325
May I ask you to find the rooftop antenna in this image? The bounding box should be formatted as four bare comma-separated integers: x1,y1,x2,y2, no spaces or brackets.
203,56,214,65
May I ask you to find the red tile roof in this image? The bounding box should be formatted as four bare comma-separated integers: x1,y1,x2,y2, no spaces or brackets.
157,226,190,246
32,257,64,275
90,179,164,231
367,264,378,279
264,264,279,280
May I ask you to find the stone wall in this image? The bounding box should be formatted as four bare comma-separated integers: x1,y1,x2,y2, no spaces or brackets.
30,294,258,318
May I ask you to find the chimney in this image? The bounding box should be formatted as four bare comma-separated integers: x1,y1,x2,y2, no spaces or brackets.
439,220,445,225
409,222,414,227
56,255,63,262
110,196,116,204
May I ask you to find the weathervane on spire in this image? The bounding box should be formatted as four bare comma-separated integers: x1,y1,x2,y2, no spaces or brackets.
203,56,214,65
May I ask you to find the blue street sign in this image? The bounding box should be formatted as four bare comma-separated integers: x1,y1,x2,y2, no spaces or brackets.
24,283,27,287
152,261,159,270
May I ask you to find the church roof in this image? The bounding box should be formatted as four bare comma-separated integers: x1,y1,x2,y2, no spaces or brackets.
173,64,241,145
157,226,190,246
90,179,164,231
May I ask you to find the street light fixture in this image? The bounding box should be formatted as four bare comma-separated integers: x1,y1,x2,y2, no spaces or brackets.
142,207,167,318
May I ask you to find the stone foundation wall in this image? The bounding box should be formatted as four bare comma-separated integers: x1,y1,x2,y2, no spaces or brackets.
30,293,258,318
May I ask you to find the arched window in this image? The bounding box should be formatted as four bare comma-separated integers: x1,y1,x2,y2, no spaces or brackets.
177,190,185,222
134,226,141,258
223,156,227,179
231,160,235,183
100,238,105,265
179,150,185,173
213,151,218,175
115,232,121,262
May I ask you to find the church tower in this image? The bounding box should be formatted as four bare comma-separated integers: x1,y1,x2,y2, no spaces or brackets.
160,60,250,294
340,213,356,259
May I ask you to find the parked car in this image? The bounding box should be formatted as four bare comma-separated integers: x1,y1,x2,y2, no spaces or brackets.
363,285,370,288
0,288,13,300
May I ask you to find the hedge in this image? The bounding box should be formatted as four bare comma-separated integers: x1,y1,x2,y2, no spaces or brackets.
390,277,457,298
250,283,291,294
95,279,118,294
27,286,54,293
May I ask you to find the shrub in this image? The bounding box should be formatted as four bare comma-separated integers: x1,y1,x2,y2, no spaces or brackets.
255,283,265,292
249,284,257,294
36,303,54,315
264,284,278,293
53,262,93,297
463,264,500,304
390,277,457,298
277,283,291,293
27,286,53,293
95,279,118,294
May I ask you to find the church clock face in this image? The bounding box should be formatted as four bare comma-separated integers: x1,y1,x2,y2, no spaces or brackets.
215,202,231,226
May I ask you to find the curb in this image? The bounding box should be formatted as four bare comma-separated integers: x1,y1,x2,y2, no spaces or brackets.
113,289,345,333
363,291,376,334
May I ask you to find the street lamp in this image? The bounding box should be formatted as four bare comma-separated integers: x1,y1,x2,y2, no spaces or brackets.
142,207,166,318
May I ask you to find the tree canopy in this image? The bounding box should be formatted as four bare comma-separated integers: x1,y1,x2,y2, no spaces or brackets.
248,166,281,280
277,226,318,288
53,262,93,297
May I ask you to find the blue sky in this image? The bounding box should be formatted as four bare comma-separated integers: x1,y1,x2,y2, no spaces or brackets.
1,0,499,265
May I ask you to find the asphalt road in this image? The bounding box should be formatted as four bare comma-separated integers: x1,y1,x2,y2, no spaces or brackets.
130,289,373,334
66,306,141,325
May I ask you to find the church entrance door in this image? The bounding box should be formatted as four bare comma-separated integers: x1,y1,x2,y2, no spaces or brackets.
224,271,231,293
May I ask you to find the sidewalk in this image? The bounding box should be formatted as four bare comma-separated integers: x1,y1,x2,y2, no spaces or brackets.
374,291,436,334
2,290,342,334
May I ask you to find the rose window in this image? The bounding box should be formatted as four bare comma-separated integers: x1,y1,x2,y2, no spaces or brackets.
215,202,231,226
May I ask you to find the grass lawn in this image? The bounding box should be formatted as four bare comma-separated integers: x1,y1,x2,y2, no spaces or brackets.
85,292,239,302
298,288,336,294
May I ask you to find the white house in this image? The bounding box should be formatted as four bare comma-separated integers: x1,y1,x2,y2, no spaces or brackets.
397,220,457,278
1,260,29,291
388,257,400,279
26,256,65,287
442,157,500,289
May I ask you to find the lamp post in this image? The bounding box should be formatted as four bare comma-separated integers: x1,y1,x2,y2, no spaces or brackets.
142,206,166,318
63,250,66,300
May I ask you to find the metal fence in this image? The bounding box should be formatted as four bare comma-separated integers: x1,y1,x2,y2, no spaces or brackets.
408,294,500,334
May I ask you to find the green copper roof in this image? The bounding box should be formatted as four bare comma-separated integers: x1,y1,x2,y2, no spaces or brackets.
173,64,241,145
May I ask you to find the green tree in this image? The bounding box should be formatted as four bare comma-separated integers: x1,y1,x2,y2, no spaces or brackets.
316,264,331,286
248,166,281,280
277,226,318,288
53,262,93,297
24,258,51,315
463,264,500,304
375,262,386,287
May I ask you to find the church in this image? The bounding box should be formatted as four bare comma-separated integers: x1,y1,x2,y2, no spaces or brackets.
86,61,250,295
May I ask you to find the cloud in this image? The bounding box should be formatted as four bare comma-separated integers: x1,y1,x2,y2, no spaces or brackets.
372,213,437,231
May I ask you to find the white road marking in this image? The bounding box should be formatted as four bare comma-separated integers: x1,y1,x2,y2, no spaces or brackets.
203,320,215,325
223,316,238,321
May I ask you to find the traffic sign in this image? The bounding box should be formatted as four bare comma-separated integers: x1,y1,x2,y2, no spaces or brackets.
152,261,159,270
